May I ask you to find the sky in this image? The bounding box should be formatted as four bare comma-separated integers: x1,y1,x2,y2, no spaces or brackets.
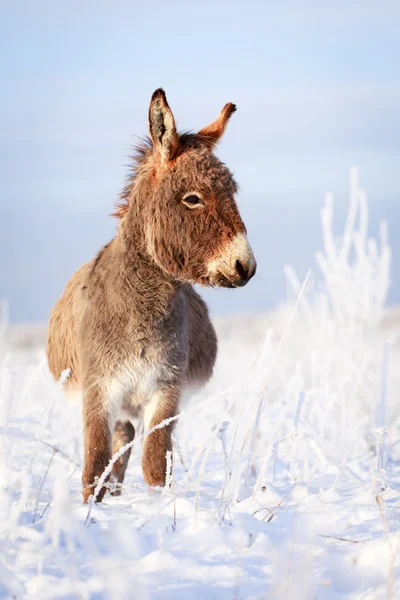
1,0,399,322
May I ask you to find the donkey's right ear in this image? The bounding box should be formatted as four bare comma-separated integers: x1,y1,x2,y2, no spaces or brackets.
148,89,180,161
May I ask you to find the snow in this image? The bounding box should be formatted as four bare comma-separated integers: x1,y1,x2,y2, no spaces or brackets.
1,168,400,599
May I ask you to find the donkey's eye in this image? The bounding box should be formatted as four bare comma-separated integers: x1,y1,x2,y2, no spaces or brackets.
182,194,204,209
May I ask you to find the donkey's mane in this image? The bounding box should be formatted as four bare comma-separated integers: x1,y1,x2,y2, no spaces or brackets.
113,137,153,219
113,132,197,219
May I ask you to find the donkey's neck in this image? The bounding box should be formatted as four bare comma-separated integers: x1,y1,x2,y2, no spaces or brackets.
108,217,180,321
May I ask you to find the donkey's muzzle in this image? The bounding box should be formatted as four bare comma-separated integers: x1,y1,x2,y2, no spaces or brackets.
208,233,257,288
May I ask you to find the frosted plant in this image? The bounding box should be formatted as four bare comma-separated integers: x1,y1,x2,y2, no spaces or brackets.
316,166,391,325
248,167,394,491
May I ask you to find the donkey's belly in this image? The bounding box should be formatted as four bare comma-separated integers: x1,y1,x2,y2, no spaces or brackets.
107,358,163,408
116,360,164,419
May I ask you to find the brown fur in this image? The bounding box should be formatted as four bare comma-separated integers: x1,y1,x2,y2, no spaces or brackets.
198,102,237,148
47,89,256,503
111,420,135,495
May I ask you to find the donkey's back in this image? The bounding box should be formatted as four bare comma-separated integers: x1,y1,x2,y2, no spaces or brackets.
47,261,90,395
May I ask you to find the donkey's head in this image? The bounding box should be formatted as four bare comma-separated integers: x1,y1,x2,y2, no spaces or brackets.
121,89,256,288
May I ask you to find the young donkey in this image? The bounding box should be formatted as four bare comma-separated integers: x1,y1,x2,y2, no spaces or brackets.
47,89,256,503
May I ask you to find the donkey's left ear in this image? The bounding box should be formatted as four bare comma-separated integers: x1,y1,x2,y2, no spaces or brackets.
197,102,237,149
149,88,180,161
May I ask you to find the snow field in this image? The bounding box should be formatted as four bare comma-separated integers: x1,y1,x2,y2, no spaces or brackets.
1,168,400,599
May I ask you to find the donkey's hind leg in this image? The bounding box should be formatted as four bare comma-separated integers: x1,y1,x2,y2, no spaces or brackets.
111,420,135,496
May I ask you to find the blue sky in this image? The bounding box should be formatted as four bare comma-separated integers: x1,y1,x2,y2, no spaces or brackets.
1,0,399,322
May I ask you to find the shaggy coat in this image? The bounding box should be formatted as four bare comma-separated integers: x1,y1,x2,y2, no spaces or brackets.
47,89,256,503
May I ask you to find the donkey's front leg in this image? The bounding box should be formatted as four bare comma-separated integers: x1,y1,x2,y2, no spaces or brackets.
82,383,114,504
142,387,179,487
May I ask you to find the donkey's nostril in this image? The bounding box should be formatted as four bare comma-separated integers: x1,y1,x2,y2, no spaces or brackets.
235,259,247,280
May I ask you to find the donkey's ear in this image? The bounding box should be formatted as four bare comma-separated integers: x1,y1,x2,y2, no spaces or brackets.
197,102,237,149
148,88,180,161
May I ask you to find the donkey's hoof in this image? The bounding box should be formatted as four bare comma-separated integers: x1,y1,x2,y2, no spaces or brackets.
82,488,93,504
82,485,106,504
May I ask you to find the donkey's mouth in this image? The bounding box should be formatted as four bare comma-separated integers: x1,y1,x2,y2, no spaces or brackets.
215,271,239,288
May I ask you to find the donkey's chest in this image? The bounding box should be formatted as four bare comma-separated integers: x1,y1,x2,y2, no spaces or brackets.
90,292,190,410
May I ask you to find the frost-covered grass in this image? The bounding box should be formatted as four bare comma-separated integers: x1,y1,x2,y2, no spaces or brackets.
1,168,400,599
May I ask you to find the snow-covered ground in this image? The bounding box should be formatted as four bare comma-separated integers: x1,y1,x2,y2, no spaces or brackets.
1,169,400,599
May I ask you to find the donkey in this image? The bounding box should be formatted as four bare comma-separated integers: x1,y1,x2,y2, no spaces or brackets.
47,89,256,503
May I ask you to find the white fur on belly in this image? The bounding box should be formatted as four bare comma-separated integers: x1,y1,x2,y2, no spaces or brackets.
104,361,163,424
63,361,204,429
64,360,163,428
